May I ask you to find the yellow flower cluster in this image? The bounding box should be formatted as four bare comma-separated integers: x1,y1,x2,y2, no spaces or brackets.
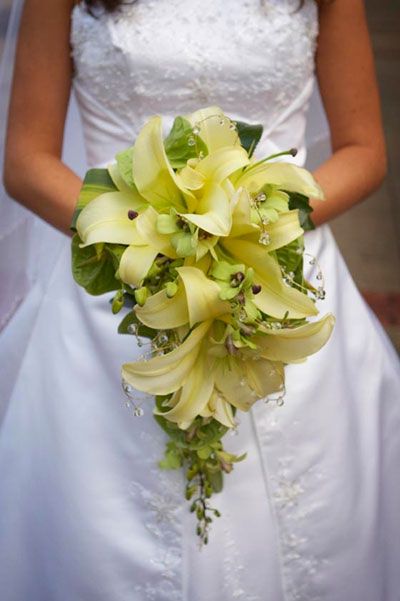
76,107,334,430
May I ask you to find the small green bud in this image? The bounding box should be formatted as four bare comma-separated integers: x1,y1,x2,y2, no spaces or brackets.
111,290,124,314
165,281,178,298
134,286,148,306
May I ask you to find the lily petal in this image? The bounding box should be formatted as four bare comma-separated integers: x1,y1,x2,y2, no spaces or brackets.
155,344,214,429
132,116,186,210
185,106,240,152
182,183,232,236
243,357,284,397
243,210,303,251
213,360,259,412
257,313,335,362
230,187,259,237
176,266,230,327
135,206,177,257
119,245,158,287
222,238,318,318
208,389,236,428
135,285,190,329
196,146,250,184
122,320,212,395
238,161,325,199
76,191,143,247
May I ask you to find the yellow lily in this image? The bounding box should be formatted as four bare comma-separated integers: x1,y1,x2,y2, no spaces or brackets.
184,105,241,152
123,309,334,430
222,237,318,319
236,160,325,200
135,266,230,329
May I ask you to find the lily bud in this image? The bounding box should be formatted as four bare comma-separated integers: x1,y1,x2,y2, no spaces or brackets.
111,290,125,314
165,281,178,298
134,286,149,306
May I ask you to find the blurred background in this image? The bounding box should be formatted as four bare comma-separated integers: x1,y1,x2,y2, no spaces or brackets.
0,0,399,350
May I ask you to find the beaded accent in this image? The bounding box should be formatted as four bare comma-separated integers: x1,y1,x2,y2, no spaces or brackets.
128,430,185,601
252,400,331,601
70,0,318,144
222,519,262,600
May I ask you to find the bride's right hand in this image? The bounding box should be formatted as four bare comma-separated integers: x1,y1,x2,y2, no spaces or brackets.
3,0,82,236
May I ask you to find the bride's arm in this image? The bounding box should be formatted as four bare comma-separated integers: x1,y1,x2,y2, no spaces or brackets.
311,0,387,226
3,0,82,236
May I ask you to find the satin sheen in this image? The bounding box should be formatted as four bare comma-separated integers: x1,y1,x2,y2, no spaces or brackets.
1,1,400,600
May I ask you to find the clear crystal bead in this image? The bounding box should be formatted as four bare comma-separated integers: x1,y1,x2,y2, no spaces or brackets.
259,231,271,245
127,324,137,335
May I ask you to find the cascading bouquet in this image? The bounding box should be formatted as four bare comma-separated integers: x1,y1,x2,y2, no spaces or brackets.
71,106,334,544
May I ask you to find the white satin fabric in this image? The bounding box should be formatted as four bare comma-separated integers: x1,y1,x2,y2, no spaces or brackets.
1,1,400,600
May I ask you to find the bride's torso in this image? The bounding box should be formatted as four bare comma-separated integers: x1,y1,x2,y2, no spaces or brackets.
70,0,319,166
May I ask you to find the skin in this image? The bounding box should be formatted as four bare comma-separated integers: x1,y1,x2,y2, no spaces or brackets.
3,0,387,235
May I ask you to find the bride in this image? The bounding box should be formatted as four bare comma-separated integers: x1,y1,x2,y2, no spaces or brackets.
1,0,400,599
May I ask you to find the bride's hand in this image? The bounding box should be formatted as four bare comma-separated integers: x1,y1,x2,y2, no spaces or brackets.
310,0,387,226
3,0,82,236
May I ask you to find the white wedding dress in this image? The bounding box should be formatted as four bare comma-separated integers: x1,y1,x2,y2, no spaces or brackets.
1,1,400,600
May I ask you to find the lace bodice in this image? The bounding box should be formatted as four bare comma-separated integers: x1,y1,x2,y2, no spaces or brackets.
70,0,318,166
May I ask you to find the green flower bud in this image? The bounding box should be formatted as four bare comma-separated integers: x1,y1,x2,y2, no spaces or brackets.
134,287,148,306
111,290,125,314
165,281,178,298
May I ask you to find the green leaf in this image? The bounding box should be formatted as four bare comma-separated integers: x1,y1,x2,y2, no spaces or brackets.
197,446,212,460
235,120,263,158
71,234,121,295
206,469,223,493
107,244,127,270
164,116,208,169
116,146,135,189
117,310,157,339
71,169,117,230
159,444,183,470
287,191,315,231
154,403,229,451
